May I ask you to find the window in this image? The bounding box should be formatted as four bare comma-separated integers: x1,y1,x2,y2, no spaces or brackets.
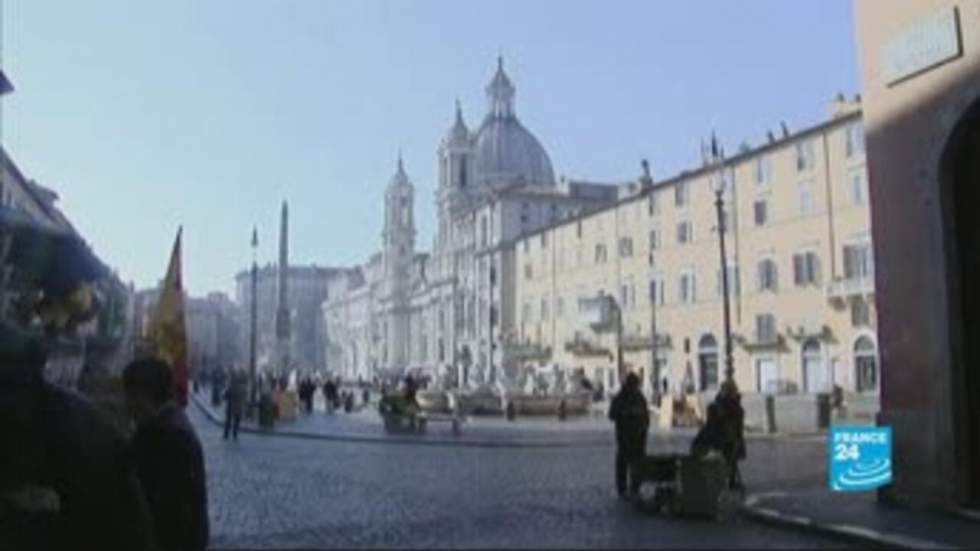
757,258,778,292
576,221,583,238
480,216,488,247
523,240,530,253
796,140,816,172
793,251,821,286
802,339,827,393
845,123,865,158
541,298,549,321
698,335,719,391
852,299,871,327
556,297,564,317
716,265,740,296
524,264,533,280
798,181,815,214
540,233,548,247
756,313,776,343
594,244,608,264
618,237,634,258
648,229,659,250
650,275,665,306
675,181,690,207
753,200,768,226
854,336,878,393
843,243,873,280
522,301,532,323
754,156,771,185
848,168,866,205
620,284,629,309
679,271,696,304
648,192,659,216
677,221,692,244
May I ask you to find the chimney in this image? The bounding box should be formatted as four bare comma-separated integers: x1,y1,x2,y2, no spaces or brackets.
780,122,790,138
767,131,776,144
831,93,861,119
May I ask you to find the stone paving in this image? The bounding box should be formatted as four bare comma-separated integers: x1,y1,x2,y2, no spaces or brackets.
191,404,852,548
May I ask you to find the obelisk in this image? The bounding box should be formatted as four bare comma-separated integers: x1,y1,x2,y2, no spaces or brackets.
274,200,291,372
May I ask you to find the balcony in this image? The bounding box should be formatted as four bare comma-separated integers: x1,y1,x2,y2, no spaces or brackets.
785,322,834,343
502,341,552,361
734,331,786,351
621,332,673,351
564,337,611,358
827,276,874,305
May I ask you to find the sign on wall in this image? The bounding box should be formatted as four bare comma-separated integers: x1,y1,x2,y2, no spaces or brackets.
883,6,962,86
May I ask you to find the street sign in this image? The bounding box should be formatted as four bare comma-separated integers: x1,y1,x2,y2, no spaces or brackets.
883,6,962,86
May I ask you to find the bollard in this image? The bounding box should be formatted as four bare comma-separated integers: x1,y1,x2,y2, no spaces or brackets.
764,394,777,434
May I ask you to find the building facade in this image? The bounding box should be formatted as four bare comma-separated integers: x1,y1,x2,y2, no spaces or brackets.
323,58,631,386
235,264,341,372
855,0,980,508
514,98,877,404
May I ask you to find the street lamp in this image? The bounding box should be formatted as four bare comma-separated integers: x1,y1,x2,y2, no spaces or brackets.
249,226,259,408
709,134,737,388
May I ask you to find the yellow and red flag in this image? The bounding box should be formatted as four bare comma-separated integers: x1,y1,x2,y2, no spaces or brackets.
148,227,189,407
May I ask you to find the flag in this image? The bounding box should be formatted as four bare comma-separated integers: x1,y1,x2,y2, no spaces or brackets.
148,227,189,408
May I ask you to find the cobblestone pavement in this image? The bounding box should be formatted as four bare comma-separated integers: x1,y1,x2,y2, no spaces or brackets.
192,406,850,549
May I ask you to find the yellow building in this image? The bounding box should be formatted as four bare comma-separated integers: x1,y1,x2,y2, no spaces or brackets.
514,100,876,407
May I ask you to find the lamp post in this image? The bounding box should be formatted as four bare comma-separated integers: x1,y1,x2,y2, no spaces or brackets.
709,135,737,387
249,226,259,408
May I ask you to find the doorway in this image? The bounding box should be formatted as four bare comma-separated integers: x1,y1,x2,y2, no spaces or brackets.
942,98,980,505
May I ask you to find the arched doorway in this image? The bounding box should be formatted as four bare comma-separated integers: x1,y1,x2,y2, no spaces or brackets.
802,339,827,393
697,335,719,391
853,335,877,393
940,97,980,504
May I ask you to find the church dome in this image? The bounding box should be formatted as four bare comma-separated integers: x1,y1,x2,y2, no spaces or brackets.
472,58,556,188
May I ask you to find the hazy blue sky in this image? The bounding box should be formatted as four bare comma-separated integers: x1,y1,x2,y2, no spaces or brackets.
2,0,859,296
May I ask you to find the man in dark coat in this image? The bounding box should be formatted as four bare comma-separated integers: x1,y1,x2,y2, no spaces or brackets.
124,356,209,551
223,370,246,440
608,372,650,500
0,322,157,551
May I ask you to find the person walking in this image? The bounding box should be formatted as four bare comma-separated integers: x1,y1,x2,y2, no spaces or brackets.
123,357,209,551
323,378,336,414
222,370,246,441
608,372,650,501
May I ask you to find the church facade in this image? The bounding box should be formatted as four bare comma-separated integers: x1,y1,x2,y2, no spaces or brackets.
323,59,635,386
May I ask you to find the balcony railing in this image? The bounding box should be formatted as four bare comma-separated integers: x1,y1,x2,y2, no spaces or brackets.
502,342,552,361
734,331,785,350
564,338,611,358
621,333,672,351
827,276,875,302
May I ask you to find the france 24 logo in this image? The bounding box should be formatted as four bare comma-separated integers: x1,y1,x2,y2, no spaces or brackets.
829,426,892,492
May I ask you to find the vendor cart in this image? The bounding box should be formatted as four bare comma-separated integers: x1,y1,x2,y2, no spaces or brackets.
633,452,738,520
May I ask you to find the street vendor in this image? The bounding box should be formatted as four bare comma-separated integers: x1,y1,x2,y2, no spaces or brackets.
690,380,746,491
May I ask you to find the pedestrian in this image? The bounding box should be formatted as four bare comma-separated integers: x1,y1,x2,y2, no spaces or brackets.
0,322,157,551
690,380,746,492
608,372,650,501
323,378,335,414
344,390,354,413
223,370,246,441
362,386,370,406
123,356,209,551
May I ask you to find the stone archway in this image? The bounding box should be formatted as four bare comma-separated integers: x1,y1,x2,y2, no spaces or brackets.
940,97,980,505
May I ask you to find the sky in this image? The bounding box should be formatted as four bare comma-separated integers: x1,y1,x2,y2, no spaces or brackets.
1,0,859,297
